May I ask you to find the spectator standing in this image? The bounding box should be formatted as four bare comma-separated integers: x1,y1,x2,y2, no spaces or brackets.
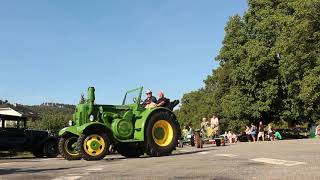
267,124,274,141
245,126,251,142
200,118,208,135
250,123,257,142
316,124,320,137
232,133,238,143
188,124,194,136
227,131,233,143
257,121,265,141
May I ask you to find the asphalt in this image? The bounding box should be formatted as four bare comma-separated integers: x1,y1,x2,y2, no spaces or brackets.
0,138,319,180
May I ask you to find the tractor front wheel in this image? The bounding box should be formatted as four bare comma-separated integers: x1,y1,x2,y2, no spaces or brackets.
78,132,110,161
146,111,179,157
59,135,81,160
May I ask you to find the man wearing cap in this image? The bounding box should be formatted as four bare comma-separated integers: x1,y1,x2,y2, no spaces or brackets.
142,89,157,108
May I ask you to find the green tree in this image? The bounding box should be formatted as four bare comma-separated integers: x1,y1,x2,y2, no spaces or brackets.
176,0,320,132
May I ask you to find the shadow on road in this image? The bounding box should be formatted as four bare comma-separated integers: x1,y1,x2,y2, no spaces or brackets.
101,147,218,161
103,156,127,161
172,148,217,156
0,166,80,175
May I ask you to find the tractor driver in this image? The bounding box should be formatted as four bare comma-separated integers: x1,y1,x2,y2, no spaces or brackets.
143,89,157,108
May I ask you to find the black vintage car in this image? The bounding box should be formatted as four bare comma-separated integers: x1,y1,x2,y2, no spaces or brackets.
0,117,59,158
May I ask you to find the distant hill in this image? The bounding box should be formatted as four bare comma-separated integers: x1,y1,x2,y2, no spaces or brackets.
40,102,75,110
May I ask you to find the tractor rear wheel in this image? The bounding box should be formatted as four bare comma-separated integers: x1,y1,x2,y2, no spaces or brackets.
115,143,143,158
146,111,179,157
78,132,110,161
59,135,81,160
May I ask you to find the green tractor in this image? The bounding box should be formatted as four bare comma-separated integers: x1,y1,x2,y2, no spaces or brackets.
58,87,180,161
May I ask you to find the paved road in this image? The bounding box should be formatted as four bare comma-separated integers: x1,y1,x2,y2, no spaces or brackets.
0,138,319,180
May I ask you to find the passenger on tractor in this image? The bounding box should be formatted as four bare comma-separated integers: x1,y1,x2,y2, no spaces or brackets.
156,90,179,110
156,91,169,107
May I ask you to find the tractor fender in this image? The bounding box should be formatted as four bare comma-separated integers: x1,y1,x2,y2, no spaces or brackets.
134,107,176,141
59,126,79,137
59,122,111,137
59,122,108,136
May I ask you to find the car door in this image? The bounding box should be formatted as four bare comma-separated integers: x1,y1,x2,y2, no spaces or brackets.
6,128,28,148
0,120,28,149
0,127,11,149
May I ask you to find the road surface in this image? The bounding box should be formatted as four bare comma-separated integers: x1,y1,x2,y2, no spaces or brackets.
0,138,319,180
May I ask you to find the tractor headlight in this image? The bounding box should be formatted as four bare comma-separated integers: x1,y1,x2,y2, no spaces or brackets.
68,120,73,126
89,115,94,122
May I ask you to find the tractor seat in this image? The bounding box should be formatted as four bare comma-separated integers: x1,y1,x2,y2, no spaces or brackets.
166,100,180,110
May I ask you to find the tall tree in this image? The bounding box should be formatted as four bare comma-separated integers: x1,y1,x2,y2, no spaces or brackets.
176,0,320,132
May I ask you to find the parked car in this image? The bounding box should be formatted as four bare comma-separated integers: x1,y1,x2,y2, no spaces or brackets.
277,128,308,139
0,118,59,158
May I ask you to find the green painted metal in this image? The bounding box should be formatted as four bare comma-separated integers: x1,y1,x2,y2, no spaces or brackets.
58,87,175,144
154,127,165,139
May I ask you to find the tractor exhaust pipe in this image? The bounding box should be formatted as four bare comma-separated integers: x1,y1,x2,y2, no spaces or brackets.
87,87,95,115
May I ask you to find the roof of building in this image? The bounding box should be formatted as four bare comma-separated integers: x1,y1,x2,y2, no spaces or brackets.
0,103,37,118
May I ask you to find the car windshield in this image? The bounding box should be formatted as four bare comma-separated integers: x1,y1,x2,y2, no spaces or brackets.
122,87,143,105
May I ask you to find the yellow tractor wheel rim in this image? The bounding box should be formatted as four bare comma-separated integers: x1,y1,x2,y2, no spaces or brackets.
83,134,105,156
152,120,173,147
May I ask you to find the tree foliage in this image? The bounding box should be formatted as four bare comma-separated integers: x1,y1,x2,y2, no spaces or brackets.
28,105,74,135
176,0,320,132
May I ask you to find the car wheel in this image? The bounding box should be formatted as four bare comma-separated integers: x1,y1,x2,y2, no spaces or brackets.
32,147,44,158
44,139,59,158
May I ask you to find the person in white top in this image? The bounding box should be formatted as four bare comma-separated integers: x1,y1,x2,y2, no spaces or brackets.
245,125,251,142
210,115,220,135
316,124,320,137
267,124,274,141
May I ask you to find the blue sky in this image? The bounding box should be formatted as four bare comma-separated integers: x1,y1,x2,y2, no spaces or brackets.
0,0,247,105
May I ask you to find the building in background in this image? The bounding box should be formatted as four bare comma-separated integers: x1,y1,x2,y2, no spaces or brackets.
0,103,37,128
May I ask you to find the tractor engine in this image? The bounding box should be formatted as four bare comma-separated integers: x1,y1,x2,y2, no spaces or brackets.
111,117,134,140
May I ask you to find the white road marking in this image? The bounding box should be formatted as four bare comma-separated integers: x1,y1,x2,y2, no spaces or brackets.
251,158,306,166
215,154,237,157
0,162,15,165
52,176,82,180
67,172,90,176
198,151,209,155
86,165,105,171
29,159,54,162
